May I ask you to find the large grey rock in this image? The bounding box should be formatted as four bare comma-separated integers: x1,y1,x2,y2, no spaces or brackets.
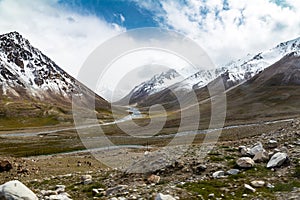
0,180,38,200
250,142,265,156
155,193,176,200
267,152,288,168
236,157,255,168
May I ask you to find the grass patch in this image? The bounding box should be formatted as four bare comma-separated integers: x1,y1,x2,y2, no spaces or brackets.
210,156,225,162
272,180,300,192
179,179,263,200
224,155,235,160
0,116,59,130
294,165,300,178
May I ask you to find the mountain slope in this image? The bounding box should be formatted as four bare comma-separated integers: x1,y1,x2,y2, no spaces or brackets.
151,53,300,133
121,36,300,107
0,32,110,127
225,52,300,122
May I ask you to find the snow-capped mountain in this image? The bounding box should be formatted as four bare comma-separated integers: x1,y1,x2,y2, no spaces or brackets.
120,36,300,105
0,31,109,108
118,69,182,104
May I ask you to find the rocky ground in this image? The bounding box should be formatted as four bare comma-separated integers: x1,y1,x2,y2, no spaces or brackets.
0,119,300,200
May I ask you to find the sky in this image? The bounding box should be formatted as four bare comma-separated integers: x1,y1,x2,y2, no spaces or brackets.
0,0,300,100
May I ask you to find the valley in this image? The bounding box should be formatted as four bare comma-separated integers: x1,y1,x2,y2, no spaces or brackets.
0,31,299,200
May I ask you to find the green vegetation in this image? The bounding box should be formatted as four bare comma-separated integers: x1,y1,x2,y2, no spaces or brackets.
272,180,300,192
209,156,225,162
294,165,300,178
0,116,59,130
180,179,276,200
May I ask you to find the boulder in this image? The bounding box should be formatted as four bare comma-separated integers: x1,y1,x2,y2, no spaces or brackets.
267,152,288,168
251,180,265,188
253,151,269,163
0,180,38,200
236,157,255,168
250,142,265,156
155,193,176,200
0,160,12,172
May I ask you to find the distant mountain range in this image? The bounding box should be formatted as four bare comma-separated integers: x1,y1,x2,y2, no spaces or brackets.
118,37,300,106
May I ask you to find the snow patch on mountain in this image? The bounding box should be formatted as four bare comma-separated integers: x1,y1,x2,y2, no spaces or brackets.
123,36,300,102
0,31,83,100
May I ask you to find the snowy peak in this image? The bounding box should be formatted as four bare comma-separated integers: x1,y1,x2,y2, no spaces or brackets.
140,69,180,94
120,36,300,105
0,31,108,109
275,37,300,53
0,31,79,99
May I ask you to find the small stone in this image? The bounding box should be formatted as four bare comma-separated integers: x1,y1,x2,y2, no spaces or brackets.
92,189,99,195
155,193,176,200
81,175,92,185
212,171,225,179
147,174,160,184
266,183,274,189
208,193,215,198
41,190,57,196
236,157,255,168
49,194,72,200
244,184,256,193
239,146,251,156
226,169,240,175
106,185,128,196
55,185,66,193
0,160,12,172
193,164,207,174
251,180,265,188
267,139,278,148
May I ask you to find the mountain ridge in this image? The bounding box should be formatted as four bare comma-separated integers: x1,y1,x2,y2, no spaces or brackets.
119,36,300,106
0,31,111,126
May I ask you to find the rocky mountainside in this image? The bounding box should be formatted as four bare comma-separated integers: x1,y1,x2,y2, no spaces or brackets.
119,69,181,104
0,32,110,123
120,36,300,106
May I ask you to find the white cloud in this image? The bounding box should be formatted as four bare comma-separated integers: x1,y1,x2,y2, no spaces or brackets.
141,0,300,66
0,0,124,77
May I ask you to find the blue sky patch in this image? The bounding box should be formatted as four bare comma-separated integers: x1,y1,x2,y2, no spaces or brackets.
58,0,160,29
